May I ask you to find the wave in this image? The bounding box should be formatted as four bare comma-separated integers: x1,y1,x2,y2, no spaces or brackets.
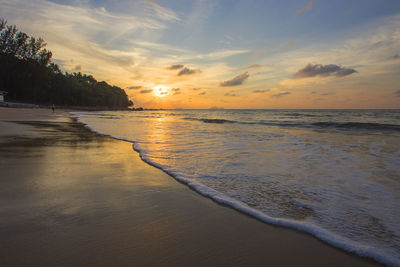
183,117,300,127
72,112,398,266
312,121,400,131
70,112,120,120
184,117,400,132
183,118,237,124
130,142,396,266
284,112,319,117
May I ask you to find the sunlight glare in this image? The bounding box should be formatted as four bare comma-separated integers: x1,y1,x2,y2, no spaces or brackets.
154,86,169,97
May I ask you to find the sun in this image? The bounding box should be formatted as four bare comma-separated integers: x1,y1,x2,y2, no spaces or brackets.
154,86,169,97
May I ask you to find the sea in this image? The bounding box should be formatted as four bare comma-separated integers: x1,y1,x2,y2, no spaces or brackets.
72,109,400,266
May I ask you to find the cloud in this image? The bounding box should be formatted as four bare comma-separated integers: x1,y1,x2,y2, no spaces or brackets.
140,89,153,94
0,0,184,83
224,92,237,97
195,49,249,60
192,88,202,91
178,67,199,76
293,64,357,79
245,64,263,69
147,2,180,22
253,89,270,93
127,85,142,90
395,90,400,97
167,64,184,70
131,43,248,62
244,64,270,69
171,88,181,95
220,72,250,87
393,54,400,59
296,0,317,15
271,91,291,98
155,87,169,96
74,65,82,71
133,41,189,53
164,49,248,62
199,91,206,95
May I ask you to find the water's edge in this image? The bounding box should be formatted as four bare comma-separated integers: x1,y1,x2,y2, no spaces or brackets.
73,114,393,266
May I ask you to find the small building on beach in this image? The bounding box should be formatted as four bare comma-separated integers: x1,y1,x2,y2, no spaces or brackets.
0,91,7,102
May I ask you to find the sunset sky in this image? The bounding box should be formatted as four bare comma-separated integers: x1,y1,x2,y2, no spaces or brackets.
1,0,400,109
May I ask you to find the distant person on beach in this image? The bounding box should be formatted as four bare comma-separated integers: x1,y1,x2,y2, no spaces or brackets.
51,104,55,113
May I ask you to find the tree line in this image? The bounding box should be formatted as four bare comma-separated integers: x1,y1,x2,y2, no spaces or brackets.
0,18,133,108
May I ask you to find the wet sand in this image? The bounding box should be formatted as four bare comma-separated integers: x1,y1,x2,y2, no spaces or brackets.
0,107,380,266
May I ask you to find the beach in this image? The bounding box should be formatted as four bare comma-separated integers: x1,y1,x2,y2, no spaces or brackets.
0,107,381,266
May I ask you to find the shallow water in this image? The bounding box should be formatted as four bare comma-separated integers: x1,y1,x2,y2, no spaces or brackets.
73,109,400,266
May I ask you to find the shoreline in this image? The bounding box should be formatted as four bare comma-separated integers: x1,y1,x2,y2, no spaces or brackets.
77,110,395,266
0,107,381,266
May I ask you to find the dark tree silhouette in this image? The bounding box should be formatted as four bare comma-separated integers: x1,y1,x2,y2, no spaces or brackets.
0,18,133,108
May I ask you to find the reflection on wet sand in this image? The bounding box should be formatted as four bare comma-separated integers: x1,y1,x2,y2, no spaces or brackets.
0,114,379,266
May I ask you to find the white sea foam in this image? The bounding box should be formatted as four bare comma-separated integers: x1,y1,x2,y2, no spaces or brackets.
71,110,400,266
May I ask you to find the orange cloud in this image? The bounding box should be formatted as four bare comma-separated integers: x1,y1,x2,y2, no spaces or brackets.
220,72,250,87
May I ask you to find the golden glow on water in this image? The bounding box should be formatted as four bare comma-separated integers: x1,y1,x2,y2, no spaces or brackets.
31,134,175,196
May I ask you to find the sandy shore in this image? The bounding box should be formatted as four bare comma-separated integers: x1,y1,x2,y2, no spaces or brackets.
0,107,380,266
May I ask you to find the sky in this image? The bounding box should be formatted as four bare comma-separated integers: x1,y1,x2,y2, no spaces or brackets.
1,0,400,109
